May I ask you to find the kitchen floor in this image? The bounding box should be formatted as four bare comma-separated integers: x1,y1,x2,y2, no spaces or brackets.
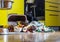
0,32,60,42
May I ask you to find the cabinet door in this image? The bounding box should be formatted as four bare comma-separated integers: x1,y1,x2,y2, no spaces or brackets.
45,0,60,26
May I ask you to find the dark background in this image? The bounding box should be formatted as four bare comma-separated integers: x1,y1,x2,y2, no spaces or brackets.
34,0,45,17
24,0,45,20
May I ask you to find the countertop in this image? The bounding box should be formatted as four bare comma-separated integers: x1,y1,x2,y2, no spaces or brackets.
0,32,60,42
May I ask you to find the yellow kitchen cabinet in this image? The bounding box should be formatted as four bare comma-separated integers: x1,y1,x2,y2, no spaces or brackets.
45,0,58,2
45,2,59,10
0,10,8,26
45,0,60,26
7,0,24,15
0,0,24,26
45,11,59,26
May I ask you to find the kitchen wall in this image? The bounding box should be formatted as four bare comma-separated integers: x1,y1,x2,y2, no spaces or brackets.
0,0,24,26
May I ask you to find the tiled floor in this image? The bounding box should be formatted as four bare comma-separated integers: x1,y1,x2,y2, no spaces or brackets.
0,32,60,42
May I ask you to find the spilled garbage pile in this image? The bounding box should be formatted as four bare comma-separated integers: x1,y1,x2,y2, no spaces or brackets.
14,21,55,33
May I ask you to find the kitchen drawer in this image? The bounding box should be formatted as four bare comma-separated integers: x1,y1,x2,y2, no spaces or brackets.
45,0,58,2
45,2,59,9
